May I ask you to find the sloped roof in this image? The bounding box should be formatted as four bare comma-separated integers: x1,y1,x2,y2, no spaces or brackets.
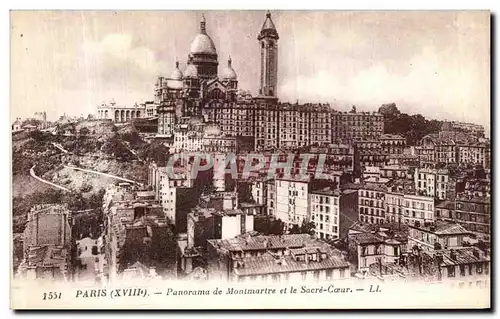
233,253,350,276
208,234,311,252
438,247,490,266
261,12,277,31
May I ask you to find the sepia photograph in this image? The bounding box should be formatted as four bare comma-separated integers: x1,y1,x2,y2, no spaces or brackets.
10,9,491,309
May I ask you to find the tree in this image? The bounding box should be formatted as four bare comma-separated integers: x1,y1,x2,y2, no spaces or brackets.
254,216,285,235
80,182,93,193
288,220,315,235
379,102,443,146
79,127,90,136
289,224,300,234
378,103,400,118
299,220,316,235
269,219,285,235
101,135,134,161
138,142,170,166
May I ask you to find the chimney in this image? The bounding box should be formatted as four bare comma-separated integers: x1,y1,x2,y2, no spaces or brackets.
450,249,457,261
473,249,480,258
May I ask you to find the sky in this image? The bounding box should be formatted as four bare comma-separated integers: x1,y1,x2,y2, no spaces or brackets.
10,11,490,129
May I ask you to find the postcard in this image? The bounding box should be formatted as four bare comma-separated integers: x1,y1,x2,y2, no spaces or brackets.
10,10,490,309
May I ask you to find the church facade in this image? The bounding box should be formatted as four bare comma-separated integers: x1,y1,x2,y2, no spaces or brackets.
155,12,384,152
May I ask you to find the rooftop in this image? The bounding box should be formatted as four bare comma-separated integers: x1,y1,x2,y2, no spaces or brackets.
275,175,311,183
343,182,387,192
310,187,357,197
435,200,455,210
233,251,350,276
350,232,385,245
435,247,490,266
208,233,313,252
349,222,408,243
26,245,68,267
410,220,470,235
381,164,409,170
239,202,265,208
456,195,491,205
380,134,406,140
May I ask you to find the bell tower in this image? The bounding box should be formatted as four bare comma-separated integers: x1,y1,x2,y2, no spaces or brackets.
257,11,279,100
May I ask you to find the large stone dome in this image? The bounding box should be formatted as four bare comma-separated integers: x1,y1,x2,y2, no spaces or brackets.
190,14,217,55
190,33,217,55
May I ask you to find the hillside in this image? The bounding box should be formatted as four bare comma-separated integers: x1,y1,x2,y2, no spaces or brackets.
11,120,160,234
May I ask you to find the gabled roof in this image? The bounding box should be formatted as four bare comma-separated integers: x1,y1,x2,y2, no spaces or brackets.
410,220,470,235
351,232,384,245
437,247,490,266
208,234,312,252
233,253,350,276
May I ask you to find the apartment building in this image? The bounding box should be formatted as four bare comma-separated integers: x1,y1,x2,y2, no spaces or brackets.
309,188,358,241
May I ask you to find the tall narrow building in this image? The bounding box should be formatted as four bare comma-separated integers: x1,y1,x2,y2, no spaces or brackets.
257,11,279,100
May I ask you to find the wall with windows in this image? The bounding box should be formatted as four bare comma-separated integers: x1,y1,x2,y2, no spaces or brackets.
275,179,309,227
235,267,348,283
358,187,386,224
310,193,339,240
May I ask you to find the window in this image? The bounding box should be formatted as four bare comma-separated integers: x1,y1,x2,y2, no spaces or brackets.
339,268,345,279
326,269,333,280
361,247,367,256
477,263,483,274
301,272,307,281
313,270,320,280
448,266,455,277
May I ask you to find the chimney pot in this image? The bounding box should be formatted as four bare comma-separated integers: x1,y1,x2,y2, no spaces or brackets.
450,249,457,261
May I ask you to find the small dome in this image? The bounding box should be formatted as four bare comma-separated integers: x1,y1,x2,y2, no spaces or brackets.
170,61,183,80
184,64,198,78
184,57,198,78
204,123,222,136
221,56,237,80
